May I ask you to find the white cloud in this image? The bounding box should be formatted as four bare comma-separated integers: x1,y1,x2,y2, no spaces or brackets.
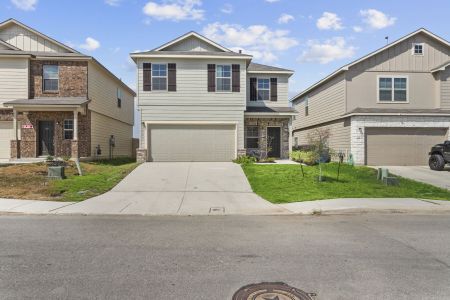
143,0,204,21
105,0,120,6
230,47,278,63
316,12,343,30
203,22,298,63
360,9,396,29
278,13,294,24
221,3,233,14
299,37,356,64
11,0,37,11
353,26,363,33
79,37,101,51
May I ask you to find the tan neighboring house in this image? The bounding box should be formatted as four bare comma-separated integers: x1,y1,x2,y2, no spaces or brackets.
0,19,135,160
131,31,295,162
291,28,450,166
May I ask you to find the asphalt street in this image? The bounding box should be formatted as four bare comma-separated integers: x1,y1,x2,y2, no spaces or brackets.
1,214,450,299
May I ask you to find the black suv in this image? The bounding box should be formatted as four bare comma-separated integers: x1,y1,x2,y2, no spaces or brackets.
429,141,450,171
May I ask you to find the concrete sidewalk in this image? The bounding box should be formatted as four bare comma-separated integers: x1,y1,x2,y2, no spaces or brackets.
1,197,450,215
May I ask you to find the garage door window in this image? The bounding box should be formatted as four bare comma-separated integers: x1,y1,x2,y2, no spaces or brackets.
246,126,259,149
378,76,408,102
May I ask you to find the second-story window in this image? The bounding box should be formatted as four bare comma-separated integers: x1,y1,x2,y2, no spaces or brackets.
117,88,122,108
378,77,408,102
216,65,231,92
304,96,309,116
152,64,167,91
43,65,59,92
257,78,270,101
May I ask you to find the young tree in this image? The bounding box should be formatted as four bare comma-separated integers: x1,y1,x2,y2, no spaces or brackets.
307,128,331,181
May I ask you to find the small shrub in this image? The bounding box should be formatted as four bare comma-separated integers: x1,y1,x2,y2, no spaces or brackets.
233,155,257,165
290,150,316,165
259,157,276,163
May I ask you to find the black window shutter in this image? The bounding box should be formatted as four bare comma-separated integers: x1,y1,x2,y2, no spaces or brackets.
207,64,216,92
232,64,240,92
270,78,277,102
143,63,152,91
250,78,257,101
168,63,177,92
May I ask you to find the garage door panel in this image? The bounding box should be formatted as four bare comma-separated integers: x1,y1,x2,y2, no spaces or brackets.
0,122,14,159
366,127,448,166
148,124,236,162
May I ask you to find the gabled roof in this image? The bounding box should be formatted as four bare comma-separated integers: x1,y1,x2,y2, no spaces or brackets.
0,38,20,50
0,18,80,54
153,31,231,52
291,28,450,103
247,62,294,74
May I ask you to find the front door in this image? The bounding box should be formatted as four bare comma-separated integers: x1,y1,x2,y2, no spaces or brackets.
267,127,281,158
39,121,54,156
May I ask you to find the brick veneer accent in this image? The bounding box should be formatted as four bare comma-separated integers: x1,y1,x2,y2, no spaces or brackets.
10,140,20,159
18,110,91,158
136,148,147,163
30,61,88,98
244,117,290,159
0,109,13,121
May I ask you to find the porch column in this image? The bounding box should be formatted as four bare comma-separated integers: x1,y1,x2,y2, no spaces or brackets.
288,117,293,153
73,110,78,141
13,109,18,140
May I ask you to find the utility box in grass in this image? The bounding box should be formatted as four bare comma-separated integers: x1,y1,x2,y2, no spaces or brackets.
48,166,65,180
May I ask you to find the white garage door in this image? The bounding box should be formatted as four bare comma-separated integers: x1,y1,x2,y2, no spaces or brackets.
0,121,14,159
148,124,236,162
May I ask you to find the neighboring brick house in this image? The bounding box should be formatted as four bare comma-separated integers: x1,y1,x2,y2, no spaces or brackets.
130,31,296,162
0,19,135,160
291,28,450,166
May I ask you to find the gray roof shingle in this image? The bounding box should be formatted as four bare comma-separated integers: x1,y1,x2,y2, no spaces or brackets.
245,106,297,113
5,97,89,106
247,62,294,73
131,50,251,57
346,107,450,115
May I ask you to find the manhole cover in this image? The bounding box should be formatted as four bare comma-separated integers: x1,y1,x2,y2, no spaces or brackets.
233,282,315,300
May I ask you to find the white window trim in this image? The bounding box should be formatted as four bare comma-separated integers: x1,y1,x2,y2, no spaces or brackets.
411,42,424,56
376,75,409,103
256,78,271,101
216,64,232,93
43,64,59,92
245,126,259,149
151,63,168,92
63,119,74,140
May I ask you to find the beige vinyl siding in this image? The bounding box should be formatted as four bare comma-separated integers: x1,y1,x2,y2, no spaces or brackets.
88,61,134,125
0,43,11,50
246,73,290,107
90,111,133,158
292,73,345,130
441,66,450,109
0,121,14,159
163,36,221,52
0,57,28,108
293,118,351,154
140,106,244,150
137,58,246,107
0,23,70,53
346,71,439,111
351,33,450,73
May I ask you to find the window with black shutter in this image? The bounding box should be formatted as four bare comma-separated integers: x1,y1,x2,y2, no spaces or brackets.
249,78,257,101
207,64,216,92
232,64,240,92
143,63,152,91
168,63,177,92
270,78,278,101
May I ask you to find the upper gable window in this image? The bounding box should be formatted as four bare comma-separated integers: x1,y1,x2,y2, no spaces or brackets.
378,76,408,102
412,43,424,55
152,64,167,91
216,65,231,92
117,88,122,108
257,78,270,101
43,65,59,92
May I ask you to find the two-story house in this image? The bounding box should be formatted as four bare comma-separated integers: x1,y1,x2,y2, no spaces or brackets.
292,28,450,166
131,32,295,162
0,19,135,160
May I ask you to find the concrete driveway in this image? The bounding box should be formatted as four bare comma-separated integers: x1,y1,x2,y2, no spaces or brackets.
382,166,450,190
57,162,287,215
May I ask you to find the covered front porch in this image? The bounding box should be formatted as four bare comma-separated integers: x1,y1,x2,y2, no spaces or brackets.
4,98,90,159
244,107,297,160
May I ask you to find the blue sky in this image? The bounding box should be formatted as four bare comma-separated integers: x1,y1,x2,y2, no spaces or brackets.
1,0,449,135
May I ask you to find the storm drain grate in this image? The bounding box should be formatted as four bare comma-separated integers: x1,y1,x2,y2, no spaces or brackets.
232,282,316,300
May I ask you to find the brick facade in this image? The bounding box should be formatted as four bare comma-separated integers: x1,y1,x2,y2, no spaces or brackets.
30,60,88,98
10,110,91,158
244,117,290,159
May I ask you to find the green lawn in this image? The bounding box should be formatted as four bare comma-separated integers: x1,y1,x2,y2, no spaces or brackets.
241,163,450,203
49,158,138,202
0,158,138,202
